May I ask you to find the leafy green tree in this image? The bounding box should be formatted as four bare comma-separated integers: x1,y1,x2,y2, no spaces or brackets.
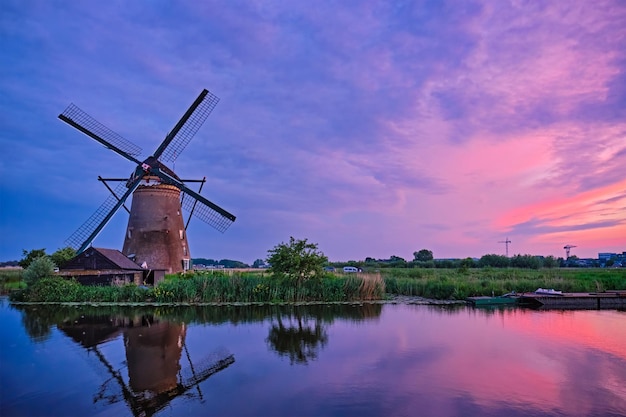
267,237,328,284
542,255,559,269
478,254,510,268
435,259,458,268
23,256,56,286
19,249,47,269
50,247,76,269
510,254,542,269
388,255,407,267
218,259,249,268
252,259,266,268
192,258,219,266
460,257,476,268
413,249,434,262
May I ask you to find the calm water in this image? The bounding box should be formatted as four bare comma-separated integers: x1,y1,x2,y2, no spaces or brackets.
1,297,625,417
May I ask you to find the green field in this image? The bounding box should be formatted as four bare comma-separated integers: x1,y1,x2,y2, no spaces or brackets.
380,267,626,299
5,267,625,303
0,269,25,293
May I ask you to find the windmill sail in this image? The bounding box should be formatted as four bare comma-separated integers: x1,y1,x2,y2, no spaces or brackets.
154,89,219,163
66,177,142,253
59,104,143,163
180,191,235,233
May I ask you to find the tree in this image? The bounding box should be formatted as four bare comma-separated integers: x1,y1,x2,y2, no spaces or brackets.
252,259,266,268
413,249,434,262
23,256,56,286
50,247,76,268
510,254,542,269
267,237,328,284
542,255,559,269
478,254,510,268
218,259,249,268
19,249,47,269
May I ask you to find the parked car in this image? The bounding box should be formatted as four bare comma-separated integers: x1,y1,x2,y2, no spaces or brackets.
343,266,359,273
323,266,336,272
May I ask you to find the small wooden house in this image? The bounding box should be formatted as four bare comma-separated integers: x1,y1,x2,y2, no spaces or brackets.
59,247,146,286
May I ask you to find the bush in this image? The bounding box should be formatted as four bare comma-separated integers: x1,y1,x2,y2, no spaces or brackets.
20,277,82,302
23,256,56,286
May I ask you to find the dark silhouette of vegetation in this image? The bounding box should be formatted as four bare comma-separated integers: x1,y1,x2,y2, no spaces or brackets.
19,248,47,269
414,249,434,262
478,254,510,268
193,258,249,268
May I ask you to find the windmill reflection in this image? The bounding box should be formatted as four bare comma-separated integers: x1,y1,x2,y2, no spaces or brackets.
58,315,234,417
266,307,329,365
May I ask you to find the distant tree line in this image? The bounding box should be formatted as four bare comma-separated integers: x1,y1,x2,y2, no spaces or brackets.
326,250,564,270
10,244,596,273
192,258,249,269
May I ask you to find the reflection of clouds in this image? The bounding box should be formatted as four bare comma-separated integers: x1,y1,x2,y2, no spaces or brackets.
288,305,626,416
558,349,626,416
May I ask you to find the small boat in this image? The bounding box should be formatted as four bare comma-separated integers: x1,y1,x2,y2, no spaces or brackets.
534,288,563,296
467,292,519,306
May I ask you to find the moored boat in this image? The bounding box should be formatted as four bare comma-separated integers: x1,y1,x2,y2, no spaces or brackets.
534,288,563,296
467,292,519,306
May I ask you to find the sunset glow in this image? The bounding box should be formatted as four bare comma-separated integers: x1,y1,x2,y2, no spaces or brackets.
1,1,624,262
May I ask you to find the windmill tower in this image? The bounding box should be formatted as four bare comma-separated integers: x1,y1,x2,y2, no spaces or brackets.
498,237,512,257
59,89,236,273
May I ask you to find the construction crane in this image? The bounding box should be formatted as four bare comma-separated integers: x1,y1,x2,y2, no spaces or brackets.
564,245,577,259
498,237,512,257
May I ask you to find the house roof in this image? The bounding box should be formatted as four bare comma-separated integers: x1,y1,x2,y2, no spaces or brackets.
92,247,144,270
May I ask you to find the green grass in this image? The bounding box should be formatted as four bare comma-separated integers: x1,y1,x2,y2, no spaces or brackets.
381,268,626,299
9,271,385,303
8,268,625,303
0,269,24,293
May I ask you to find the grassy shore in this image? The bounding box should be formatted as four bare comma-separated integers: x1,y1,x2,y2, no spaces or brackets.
5,267,625,303
8,270,385,303
381,267,626,299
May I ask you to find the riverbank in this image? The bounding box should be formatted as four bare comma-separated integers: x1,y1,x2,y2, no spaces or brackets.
5,268,625,304
7,294,465,307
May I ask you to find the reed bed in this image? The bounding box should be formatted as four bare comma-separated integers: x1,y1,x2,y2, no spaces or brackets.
382,267,626,299
10,271,385,303
8,268,624,303
0,268,25,293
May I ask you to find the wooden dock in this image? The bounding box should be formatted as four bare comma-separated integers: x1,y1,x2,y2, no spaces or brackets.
518,290,626,309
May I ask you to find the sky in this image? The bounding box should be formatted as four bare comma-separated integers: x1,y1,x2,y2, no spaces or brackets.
1,0,625,264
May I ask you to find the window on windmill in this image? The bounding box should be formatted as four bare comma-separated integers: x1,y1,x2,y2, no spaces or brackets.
127,229,132,239
179,230,184,240
183,246,187,256
182,259,190,271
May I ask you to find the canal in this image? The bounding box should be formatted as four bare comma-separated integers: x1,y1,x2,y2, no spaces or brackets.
1,297,624,417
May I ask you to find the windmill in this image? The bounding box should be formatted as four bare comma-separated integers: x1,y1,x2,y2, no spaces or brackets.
58,315,235,417
59,89,236,273
564,245,577,259
498,237,512,257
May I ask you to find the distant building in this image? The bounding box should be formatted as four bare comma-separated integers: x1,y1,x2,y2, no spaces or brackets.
598,253,616,261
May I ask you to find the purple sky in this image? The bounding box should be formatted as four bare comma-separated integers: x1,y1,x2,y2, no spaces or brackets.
1,0,625,264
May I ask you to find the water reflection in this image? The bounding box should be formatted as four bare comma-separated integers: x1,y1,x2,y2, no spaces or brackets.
15,306,235,417
7,302,622,417
266,308,328,364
